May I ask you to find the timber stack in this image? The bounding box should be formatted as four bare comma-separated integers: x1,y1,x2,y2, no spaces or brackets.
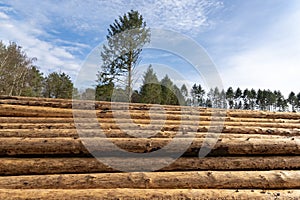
0,95,300,199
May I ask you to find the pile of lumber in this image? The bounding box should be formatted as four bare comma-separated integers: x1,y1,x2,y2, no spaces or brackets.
0,96,300,199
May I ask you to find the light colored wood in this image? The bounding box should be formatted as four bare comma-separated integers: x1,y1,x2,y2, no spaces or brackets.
0,171,299,189
0,189,298,199
0,156,300,175
0,116,299,124
0,129,294,139
0,137,299,156
2,120,300,129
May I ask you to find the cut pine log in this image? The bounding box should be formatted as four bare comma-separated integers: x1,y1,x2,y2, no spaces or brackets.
0,137,299,156
0,189,298,199
0,156,299,175
0,171,299,189
0,116,299,124
0,129,294,139
1,100,300,120
1,120,300,129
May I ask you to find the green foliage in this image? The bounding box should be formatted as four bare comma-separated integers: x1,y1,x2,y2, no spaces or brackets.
43,72,74,99
288,92,297,111
0,41,38,96
97,10,150,101
140,65,161,104
160,75,180,105
191,84,205,106
20,66,44,97
95,82,114,101
226,87,234,109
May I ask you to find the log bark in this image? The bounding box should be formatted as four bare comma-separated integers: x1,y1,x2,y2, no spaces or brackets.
0,171,299,189
2,95,300,119
2,101,300,120
1,120,300,129
0,189,298,199
0,129,293,139
0,116,299,124
0,156,299,175
0,137,299,156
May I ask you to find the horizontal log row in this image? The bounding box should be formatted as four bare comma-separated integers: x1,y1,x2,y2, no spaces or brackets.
0,189,297,199
0,137,298,156
2,121,300,130
0,156,299,175
0,171,299,189
1,116,299,124
1,95,300,118
1,129,294,139
0,127,298,137
1,102,300,120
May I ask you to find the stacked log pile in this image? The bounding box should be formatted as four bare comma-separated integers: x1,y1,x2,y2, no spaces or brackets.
0,96,300,199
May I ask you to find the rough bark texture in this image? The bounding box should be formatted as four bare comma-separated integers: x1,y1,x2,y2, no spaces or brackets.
0,171,299,189
0,137,299,156
0,96,300,199
0,189,298,200
0,156,299,175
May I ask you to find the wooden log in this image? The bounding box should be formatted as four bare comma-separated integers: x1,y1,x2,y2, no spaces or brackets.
2,95,300,119
0,189,298,199
0,122,299,136
0,171,299,189
0,156,299,175
0,129,293,139
2,101,300,120
0,116,299,124
0,137,299,156
1,120,300,130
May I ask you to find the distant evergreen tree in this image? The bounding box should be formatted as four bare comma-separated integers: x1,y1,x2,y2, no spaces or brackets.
234,87,242,109
296,92,300,111
226,87,235,109
249,88,257,110
220,89,227,109
242,88,251,110
43,72,74,99
191,84,205,106
140,65,161,104
288,92,297,112
180,84,188,105
160,75,177,105
95,82,114,101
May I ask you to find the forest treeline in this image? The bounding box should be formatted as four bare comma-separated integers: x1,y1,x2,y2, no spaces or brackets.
1,10,299,112
0,41,77,99
1,41,300,112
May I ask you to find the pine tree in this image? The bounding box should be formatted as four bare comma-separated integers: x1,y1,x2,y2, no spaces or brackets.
43,72,74,99
249,88,257,110
242,88,250,110
97,10,150,102
191,84,205,106
288,92,297,112
234,87,242,109
226,87,234,109
140,65,161,104
160,75,176,105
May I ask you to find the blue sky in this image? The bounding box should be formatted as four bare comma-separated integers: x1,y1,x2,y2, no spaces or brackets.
0,0,299,96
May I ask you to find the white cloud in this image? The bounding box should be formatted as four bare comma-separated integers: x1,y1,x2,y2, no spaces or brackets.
0,11,9,19
2,0,221,34
219,2,300,97
0,5,88,79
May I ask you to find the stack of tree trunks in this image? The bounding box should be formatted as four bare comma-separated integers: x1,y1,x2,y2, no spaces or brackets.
0,95,300,199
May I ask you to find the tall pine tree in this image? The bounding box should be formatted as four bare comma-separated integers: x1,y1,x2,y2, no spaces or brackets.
97,10,150,102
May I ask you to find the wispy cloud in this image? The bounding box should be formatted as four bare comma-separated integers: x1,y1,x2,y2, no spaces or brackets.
0,3,90,78
3,0,221,34
218,1,300,96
